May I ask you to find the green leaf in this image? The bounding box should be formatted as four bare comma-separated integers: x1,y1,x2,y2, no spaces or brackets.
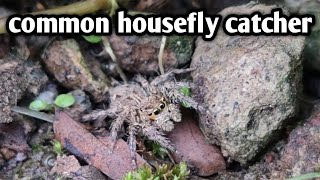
124,162,189,180
286,173,320,180
172,162,189,179
152,143,168,159
29,99,50,111
82,35,102,43
179,86,191,108
124,172,133,180
53,140,63,156
54,94,75,108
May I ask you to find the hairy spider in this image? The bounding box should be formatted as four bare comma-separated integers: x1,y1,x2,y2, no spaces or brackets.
83,68,206,165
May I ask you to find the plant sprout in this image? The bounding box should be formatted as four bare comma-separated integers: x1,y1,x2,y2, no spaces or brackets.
54,94,76,108
82,35,102,43
29,99,51,111
52,140,63,156
179,86,191,108
124,162,190,180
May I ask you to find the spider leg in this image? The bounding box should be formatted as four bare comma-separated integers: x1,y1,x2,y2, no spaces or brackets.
143,126,176,153
82,109,116,122
151,67,196,86
134,75,156,94
176,91,207,112
128,125,138,167
167,104,182,122
109,112,126,150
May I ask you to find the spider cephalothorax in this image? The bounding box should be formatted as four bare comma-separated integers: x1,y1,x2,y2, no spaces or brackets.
83,68,206,165
139,96,181,132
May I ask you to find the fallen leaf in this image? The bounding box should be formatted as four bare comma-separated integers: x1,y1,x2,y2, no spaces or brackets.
53,112,149,179
168,110,226,176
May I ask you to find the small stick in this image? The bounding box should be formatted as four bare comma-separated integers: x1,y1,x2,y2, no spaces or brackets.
102,36,128,83
11,106,54,123
158,36,167,75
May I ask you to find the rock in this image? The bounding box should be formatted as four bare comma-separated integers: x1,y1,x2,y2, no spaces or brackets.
108,34,194,75
303,31,320,73
284,0,320,31
0,147,16,160
73,165,107,180
0,35,10,59
0,121,30,152
134,0,169,12
64,90,92,122
15,152,27,162
284,0,320,73
0,154,4,167
0,49,48,123
280,110,320,177
167,110,226,176
41,39,110,102
191,4,305,164
51,155,82,177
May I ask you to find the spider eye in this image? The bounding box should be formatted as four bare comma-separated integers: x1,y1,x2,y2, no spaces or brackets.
148,113,153,116
159,102,165,109
154,109,160,115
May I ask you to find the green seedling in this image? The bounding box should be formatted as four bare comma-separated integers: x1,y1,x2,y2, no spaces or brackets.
29,99,51,111
171,162,189,180
82,35,102,43
29,92,75,111
152,143,168,159
124,162,190,180
31,144,43,153
54,94,76,108
52,139,63,156
179,86,191,108
144,140,168,159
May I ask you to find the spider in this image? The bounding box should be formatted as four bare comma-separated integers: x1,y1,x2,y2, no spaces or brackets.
83,68,206,165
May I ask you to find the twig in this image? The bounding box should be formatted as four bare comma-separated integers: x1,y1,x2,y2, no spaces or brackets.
158,36,167,75
0,0,114,34
11,106,54,123
102,36,128,83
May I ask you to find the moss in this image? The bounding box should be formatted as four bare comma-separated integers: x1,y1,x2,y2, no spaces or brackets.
167,36,195,66
124,162,190,180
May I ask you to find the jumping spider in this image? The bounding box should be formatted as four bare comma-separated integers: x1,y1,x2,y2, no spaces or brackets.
83,68,206,165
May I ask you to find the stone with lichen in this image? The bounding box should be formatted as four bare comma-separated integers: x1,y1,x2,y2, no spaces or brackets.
0,49,47,123
108,34,194,75
41,39,110,102
191,4,305,164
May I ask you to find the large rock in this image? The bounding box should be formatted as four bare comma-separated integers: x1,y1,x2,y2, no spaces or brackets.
280,109,320,178
108,35,194,75
191,4,305,163
0,48,47,123
42,39,110,102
